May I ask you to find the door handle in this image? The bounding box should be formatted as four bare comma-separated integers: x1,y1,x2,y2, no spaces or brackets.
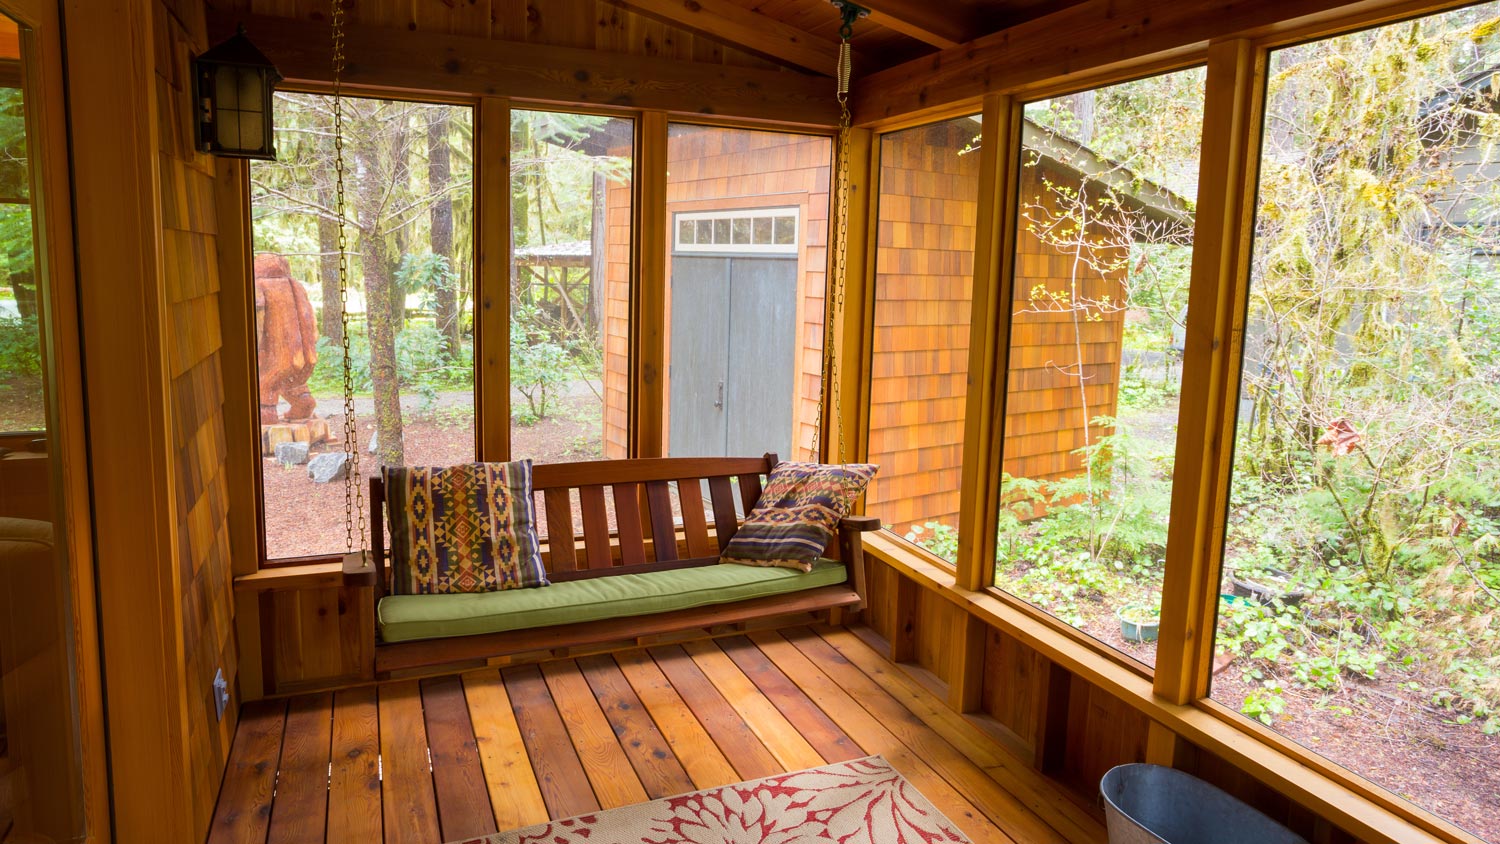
715,380,724,410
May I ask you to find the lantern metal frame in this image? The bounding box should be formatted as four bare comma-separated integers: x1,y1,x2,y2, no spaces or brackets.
191,24,282,160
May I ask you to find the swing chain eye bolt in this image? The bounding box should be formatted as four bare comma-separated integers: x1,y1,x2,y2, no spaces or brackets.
830,0,869,40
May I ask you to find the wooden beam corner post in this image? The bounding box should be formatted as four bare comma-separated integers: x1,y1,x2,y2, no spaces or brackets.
215,157,263,579
955,92,1018,593
65,0,195,838
837,126,876,468
1154,39,1266,705
632,111,669,458
478,97,511,461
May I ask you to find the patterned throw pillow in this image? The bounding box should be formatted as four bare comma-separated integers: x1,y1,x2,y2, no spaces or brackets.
720,461,878,573
384,461,550,595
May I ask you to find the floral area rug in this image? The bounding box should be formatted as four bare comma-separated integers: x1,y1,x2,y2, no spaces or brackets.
457,755,972,844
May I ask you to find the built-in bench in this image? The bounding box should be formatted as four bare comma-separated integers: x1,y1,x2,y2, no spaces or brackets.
350,454,879,674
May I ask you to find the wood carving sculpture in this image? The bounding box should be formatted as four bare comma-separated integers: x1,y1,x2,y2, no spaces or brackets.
254,253,319,423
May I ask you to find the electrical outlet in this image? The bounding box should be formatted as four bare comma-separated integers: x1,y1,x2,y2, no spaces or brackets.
213,668,229,722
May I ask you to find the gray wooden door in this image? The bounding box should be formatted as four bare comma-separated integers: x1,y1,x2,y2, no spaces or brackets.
669,255,797,459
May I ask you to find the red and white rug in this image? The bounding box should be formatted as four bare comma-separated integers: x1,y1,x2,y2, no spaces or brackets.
462,755,971,844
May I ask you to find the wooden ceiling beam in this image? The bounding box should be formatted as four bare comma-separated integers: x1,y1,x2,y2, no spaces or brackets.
208,13,839,128
852,0,1480,125
606,0,838,76
857,2,974,50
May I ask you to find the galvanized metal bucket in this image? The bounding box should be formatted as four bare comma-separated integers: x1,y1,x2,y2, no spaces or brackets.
1100,763,1309,844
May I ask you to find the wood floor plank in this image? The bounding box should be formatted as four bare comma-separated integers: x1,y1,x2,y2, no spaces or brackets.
681,639,825,772
208,698,287,844
613,648,741,789
267,694,332,844
648,644,782,781
378,681,442,844
502,663,603,818
576,653,696,798
746,630,1016,844
422,676,500,840
462,669,550,831
818,626,1105,844
540,659,651,809
717,634,865,763
327,686,382,844
785,627,1071,844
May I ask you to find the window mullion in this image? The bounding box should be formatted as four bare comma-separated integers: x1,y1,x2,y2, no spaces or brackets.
477,95,511,462
1154,39,1266,705
956,92,1019,593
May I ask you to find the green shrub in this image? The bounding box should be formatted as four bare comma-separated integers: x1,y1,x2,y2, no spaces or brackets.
0,315,40,379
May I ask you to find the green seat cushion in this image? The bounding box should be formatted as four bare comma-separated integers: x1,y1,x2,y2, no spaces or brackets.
378,559,848,643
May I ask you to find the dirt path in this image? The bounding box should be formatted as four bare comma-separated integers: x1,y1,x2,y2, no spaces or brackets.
260,395,603,559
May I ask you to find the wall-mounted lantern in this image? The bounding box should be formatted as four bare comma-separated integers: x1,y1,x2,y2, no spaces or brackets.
192,25,282,160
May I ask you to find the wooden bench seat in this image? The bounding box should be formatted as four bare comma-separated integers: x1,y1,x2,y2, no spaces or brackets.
352,454,879,674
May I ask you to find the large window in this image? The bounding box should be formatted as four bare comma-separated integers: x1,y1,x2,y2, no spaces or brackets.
867,115,982,559
990,73,1204,666
1214,7,1500,839
510,109,633,463
663,124,830,462
250,94,474,561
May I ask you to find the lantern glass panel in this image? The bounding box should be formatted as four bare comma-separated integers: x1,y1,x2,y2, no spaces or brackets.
214,66,237,111
237,67,262,112
217,109,242,150
238,111,263,151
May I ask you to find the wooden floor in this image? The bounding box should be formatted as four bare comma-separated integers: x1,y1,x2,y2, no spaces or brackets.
208,625,1105,844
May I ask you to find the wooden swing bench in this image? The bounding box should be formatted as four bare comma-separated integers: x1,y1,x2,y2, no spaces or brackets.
349,453,879,675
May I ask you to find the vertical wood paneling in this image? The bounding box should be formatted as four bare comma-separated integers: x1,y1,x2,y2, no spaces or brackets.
157,1,240,834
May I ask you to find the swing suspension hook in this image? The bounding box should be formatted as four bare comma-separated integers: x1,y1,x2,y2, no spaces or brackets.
831,0,868,41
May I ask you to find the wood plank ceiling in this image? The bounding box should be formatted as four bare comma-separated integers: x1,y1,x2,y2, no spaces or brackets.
205,0,1089,80
628,0,1093,73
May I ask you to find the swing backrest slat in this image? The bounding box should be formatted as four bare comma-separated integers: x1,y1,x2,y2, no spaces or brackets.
368,454,779,592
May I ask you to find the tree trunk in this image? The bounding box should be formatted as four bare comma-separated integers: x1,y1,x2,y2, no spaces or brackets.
356,138,405,468
7,270,35,319
388,118,411,334
317,182,343,345
428,109,459,355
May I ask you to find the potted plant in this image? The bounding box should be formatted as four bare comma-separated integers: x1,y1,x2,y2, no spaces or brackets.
1117,602,1161,643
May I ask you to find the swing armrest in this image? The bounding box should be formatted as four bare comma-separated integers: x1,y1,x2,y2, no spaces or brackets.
342,550,377,588
836,516,882,611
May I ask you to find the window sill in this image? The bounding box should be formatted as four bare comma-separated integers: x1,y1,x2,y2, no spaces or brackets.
234,561,347,593
859,531,1481,844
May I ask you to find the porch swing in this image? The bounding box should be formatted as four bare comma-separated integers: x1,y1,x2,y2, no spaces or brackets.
333,1,880,675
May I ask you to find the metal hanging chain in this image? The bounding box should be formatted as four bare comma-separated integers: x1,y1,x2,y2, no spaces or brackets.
814,1,866,465
331,0,367,556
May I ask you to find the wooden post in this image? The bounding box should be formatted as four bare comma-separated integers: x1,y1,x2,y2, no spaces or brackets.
1032,655,1072,774
835,127,876,466
947,611,989,713
65,0,194,838
1154,39,1266,705
478,97,511,461
215,158,263,577
632,111,669,458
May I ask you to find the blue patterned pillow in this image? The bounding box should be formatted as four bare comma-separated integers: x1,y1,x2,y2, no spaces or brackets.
384,461,550,595
720,462,877,572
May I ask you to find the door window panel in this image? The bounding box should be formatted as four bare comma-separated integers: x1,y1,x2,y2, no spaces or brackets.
0,14,88,838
